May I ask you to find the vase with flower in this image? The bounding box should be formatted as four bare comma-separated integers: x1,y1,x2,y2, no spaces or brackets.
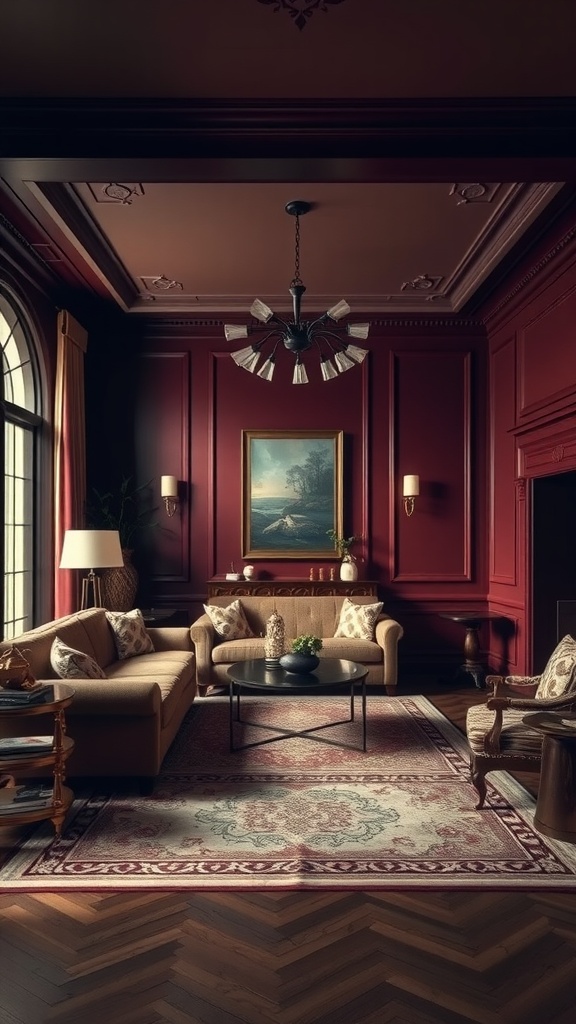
326,529,361,581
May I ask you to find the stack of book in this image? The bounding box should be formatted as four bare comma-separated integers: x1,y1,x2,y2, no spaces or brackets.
0,683,53,707
0,735,54,758
0,783,54,814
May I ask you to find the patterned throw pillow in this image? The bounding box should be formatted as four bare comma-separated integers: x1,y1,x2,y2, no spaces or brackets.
535,634,576,699
50,636,107,679
203,600,254,640
334,597,383,641
105,608,155,660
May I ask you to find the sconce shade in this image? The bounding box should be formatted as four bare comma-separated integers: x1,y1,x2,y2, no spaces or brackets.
403,474,420,497
161,475,178,499
59,529,124,569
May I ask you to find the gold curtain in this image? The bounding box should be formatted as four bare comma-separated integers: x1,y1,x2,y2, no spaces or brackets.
54,310,88,616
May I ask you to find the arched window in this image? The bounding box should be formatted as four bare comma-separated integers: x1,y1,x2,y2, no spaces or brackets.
1,288,43,639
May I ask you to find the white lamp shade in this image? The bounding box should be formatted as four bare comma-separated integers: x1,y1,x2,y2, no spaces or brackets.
59,530,124,569
403,474,420,497
161,475,178,498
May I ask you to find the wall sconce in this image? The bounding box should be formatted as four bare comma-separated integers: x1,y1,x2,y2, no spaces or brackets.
402,474,420,517
161,475,179,517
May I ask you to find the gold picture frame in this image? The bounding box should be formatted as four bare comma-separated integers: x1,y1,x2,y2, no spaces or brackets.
242,429,344,559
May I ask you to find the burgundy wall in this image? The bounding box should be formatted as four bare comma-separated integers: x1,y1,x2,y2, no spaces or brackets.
123,319,489,676
488,215,576,674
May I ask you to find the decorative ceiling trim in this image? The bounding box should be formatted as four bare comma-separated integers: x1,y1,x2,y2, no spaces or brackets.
2,98,576,165
449,183,500,205
482,224,576,327
87,183,145,205
256,0,346,31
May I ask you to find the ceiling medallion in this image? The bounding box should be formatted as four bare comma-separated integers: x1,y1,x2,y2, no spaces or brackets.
256,0,346,31
101,183,144,205
449,183,499,205
401,273,443,293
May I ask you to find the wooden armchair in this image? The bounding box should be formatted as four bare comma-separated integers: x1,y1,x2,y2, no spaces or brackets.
465,634,576,808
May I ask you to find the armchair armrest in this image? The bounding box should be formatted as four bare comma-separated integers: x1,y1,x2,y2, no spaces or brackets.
483,690,576,755
190,614,218,687
374,615,404,690
486,674,540,698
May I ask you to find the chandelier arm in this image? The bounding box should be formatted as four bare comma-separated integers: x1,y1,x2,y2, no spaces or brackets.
315,329,348,351
251,328,283,348
307,312,330,332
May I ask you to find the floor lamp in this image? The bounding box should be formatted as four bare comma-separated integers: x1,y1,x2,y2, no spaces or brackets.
59,530,124,610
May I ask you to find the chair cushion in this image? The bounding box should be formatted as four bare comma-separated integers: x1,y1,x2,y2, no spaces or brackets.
50,637,107,679
203,600,254,640
466,704,543,757
334,597,383,640
105,609,155,660
535,634,576,699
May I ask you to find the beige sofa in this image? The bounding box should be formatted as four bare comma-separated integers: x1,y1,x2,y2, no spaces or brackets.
0,608,196,785
190,595,403,695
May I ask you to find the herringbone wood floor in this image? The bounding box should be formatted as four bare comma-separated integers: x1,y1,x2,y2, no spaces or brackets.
1,685,576,1024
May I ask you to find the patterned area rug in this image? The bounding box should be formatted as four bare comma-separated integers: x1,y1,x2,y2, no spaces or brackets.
3,695,576,891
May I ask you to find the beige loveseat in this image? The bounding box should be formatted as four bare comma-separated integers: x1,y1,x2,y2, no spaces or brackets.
0,608,196,785
190,595,403,695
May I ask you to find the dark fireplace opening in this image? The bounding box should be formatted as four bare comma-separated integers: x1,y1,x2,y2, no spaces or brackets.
532,469,576,670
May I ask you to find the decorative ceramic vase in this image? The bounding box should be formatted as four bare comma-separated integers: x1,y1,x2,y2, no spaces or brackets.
264,610,285,667
279,652,320,674
339,555,358,581
101,549,138,611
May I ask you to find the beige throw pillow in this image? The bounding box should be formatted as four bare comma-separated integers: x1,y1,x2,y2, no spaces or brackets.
535,634,576,699
50,636,107,679
203,600,254,640
105,608,155,660
334,597,383,641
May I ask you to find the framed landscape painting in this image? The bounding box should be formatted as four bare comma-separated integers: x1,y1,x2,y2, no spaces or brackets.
242,430,343,559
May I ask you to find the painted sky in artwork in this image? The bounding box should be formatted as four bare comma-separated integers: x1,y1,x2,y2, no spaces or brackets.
250,438,334,497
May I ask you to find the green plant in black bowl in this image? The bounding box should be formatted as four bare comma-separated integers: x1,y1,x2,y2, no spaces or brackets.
291,634,323,656
280,634,323,674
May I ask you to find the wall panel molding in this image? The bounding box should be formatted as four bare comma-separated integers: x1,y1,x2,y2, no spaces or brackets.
390,349,472,583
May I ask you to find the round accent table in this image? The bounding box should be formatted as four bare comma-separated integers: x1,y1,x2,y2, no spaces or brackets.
439,610,506,689
523,711,576,844
227,658,369,753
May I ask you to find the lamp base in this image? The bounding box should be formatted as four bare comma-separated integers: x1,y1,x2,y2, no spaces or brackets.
80,572,102,610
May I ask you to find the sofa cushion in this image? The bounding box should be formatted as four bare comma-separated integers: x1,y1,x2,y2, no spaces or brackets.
106,651,196,727
535,634,576,699
320,637,383,663
105,609,155,660
334,597,383,641
203,600,254,640
212,637,267,664
50,637,107,679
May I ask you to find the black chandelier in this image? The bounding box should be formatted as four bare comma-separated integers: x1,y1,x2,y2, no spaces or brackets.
225,201,370,384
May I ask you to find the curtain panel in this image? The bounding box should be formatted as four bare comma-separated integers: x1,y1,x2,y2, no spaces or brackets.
54,310,87,617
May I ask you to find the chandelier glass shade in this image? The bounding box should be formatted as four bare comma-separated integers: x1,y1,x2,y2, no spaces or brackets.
225,201,370,384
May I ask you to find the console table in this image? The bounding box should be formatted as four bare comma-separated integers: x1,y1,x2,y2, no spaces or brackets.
207,577,379,599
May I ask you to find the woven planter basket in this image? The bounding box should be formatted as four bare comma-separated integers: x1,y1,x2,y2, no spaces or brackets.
101,549,138,612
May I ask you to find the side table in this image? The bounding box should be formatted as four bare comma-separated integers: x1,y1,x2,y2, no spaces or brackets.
523,711,576,844
439,610,505,689
0,682,75,837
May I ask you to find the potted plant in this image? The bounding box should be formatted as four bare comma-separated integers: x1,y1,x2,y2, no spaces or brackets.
85,476,157,611
326,529,361,581
280,634,323,674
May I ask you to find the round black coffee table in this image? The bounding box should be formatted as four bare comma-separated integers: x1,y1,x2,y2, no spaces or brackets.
227,658,369,752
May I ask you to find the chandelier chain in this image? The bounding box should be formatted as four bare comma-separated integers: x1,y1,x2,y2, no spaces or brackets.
291,213,302,287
